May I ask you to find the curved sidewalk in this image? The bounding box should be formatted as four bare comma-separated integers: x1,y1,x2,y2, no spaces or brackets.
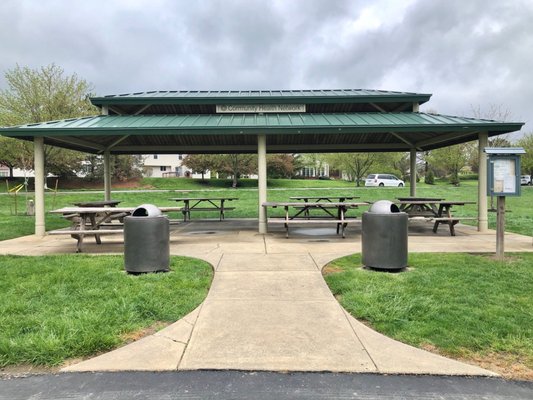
57,220,521,376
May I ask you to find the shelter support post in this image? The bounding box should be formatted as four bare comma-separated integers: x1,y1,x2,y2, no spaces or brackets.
103,150,111,201
101,105,112,201
410,148,417,196
478,131,488,232
34,137,46,236
258,134,267,234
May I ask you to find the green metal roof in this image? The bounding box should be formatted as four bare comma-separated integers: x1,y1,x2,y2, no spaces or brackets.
6,112,518,132
1,112,523,155
91,89,432,106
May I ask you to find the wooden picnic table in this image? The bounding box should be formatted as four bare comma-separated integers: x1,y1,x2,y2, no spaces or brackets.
289,196,361,218
395,199,475,236
72,200,121,207
48,206,182,252
262,201,370,238
170,197,238,221
396,198,443,216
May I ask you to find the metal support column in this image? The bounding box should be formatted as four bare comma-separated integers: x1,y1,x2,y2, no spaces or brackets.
34,136,46,236
258,134,267,234
410,148,417,197
478,132,489,232
101,105,112,201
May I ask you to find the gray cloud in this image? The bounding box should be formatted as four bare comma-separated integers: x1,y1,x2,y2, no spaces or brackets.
0,0,531,136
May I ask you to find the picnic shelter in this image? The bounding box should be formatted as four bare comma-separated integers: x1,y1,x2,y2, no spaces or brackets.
0,89,524,236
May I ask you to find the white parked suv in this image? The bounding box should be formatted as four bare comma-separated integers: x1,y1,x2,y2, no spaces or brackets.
365,174,405,187
521,175,532,185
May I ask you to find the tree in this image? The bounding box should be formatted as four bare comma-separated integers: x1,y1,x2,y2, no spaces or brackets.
466,137,513,174
517,133,533,175
82,154,143,182
0,137,32,178
182,154,217,180
1,63,97,124
267,154,297,178
382,152,411,181
424,169,435,184
427,144,469,185
111,155,143,181
215,154,257,187
465,104,514,173
470,104,512,124
0,63,98,177
328,153,379,186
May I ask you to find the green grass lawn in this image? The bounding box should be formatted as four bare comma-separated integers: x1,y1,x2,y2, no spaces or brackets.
1,178,532,240
324,252,533,379
0,255,212,367
1,178,532,379
141,177,358,189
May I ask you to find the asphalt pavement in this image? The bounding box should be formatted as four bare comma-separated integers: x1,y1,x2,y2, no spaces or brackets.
1,371,532,400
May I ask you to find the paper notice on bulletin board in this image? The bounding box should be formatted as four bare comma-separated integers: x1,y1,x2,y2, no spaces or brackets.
493,159,516,193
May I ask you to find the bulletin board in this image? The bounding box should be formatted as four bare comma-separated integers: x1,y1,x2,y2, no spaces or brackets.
487,155,521,196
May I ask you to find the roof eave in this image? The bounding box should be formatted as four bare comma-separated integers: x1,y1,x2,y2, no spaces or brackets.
1,122,523,137
90,94,432,107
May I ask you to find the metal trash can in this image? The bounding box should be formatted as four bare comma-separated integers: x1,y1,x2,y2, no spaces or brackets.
124,204,170,273
362,200,408,271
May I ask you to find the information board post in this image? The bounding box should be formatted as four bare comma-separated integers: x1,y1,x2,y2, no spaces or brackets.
485,148,525,260
496,196,505,259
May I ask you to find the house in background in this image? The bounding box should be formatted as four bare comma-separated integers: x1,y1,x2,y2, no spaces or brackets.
0,164,9,177
141,153,331,180
296,163,330,179
141,154,211,179
0,164,43,179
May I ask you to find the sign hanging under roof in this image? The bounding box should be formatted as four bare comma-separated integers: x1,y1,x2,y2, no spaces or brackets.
216,104,305,113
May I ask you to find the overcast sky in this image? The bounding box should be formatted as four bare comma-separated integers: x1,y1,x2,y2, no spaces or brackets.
1,0,532,137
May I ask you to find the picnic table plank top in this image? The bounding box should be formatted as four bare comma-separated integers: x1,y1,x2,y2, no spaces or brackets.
50,206,182,214
170,197,238,201
396,197,443,201
289,196,360,200
263,201,370,207
395,200,475,205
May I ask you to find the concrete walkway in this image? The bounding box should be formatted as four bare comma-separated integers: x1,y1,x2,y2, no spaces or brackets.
2,220,532,375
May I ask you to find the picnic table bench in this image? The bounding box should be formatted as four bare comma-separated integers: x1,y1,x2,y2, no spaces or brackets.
395,199,476,236
262,201,370,238
48,206,182,252
170,197,238,221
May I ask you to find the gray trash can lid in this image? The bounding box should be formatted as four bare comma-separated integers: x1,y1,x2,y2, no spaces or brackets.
369,200,400,213
132,204,162,217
